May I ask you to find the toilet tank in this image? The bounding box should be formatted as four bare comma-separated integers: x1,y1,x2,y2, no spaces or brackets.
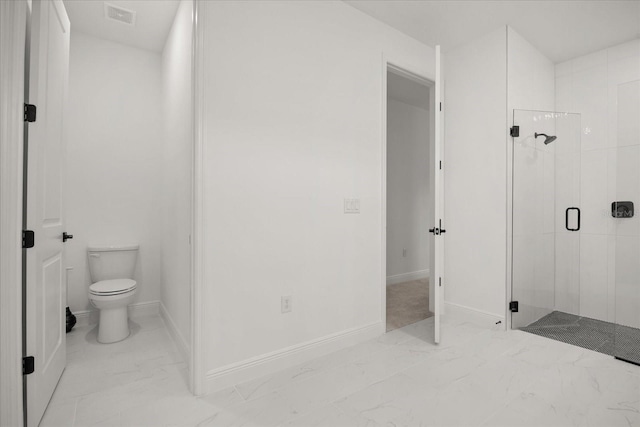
87,244,139,283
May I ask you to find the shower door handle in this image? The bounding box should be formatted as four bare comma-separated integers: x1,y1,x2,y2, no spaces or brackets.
565,207,580,231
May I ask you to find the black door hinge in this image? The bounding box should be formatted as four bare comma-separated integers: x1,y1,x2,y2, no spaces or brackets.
439,277,442,287
23,356,35,375
24,104,36,122
22,230,34,249
510,126,519,137
509,301,519,312
439,102,442,111
439,160,442,170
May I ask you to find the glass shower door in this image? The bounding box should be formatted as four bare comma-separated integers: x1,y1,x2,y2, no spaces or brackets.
613,80,640,365
511,109,582,329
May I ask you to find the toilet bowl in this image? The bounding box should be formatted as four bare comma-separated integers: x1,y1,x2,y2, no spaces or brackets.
89,279,137,343
87,244,139,344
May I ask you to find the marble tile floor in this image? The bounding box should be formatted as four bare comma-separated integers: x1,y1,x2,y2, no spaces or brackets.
41,313,640,427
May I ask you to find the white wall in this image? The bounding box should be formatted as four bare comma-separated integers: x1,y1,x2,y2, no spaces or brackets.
555,38,640,326
443,27,508,319
507,28,555,113
444,26,556,324
200,0,434,382
65,32,163,315
386,99,430,284
507,27,556,327
161,0,192,357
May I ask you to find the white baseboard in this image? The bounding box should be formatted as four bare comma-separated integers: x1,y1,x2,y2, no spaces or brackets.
129,300,161,318
73,309,96,327
444,301,505,329
386,269,429,286
160,301,190,362
206,321,384,393
73,300,161,327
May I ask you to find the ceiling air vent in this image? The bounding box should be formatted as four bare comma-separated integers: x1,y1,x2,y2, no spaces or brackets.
104,3,136,26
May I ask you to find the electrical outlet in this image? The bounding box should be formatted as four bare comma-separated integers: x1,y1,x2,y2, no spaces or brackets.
281,296,292,313
344,198,360,214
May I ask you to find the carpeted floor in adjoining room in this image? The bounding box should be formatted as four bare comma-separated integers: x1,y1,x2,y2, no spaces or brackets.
386,278,433,332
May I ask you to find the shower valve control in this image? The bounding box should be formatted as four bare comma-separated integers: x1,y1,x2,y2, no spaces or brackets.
612,201,634,218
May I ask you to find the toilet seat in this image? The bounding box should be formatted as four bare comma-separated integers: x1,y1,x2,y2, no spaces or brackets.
89,279,137,296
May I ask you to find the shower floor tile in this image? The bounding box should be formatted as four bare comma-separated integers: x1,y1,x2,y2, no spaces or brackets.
522,310,640,364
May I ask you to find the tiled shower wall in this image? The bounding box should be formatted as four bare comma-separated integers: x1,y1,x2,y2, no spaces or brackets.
555,39,640,326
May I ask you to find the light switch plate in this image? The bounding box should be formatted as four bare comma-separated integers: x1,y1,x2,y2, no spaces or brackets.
344,198,360,214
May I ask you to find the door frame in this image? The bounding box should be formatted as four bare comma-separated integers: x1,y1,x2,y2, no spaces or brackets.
381,57,437,332
0,0,28,425
190,0,205,396
0,1,207,423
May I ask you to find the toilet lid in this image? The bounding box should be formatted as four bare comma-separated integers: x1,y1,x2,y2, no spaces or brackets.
89,279,137,295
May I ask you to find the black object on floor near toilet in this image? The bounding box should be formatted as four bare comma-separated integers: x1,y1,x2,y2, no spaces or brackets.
66,307,76,333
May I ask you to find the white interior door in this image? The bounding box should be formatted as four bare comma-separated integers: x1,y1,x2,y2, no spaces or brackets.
25,1,70,425
431,45,444,344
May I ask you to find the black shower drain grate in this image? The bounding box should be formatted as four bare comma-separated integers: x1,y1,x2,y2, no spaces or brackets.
521,311,640,364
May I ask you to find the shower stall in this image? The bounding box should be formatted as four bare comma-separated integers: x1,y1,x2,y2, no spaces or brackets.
511,78,640,365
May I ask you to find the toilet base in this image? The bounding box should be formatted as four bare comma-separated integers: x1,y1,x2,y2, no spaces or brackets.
97,306,130,343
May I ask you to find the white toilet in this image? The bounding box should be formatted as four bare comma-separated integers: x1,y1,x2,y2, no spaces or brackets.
87,244,139,343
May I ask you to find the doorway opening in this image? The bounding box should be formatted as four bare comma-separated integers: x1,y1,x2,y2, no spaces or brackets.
22,1,197,425
384,67,436,333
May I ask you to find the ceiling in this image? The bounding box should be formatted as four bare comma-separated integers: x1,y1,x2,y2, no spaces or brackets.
388,71,431,110
345,1,640,63
63,0,180,52
61,1,639,61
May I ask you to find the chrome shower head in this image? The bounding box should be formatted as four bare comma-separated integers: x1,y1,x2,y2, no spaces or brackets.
535,132,557,145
